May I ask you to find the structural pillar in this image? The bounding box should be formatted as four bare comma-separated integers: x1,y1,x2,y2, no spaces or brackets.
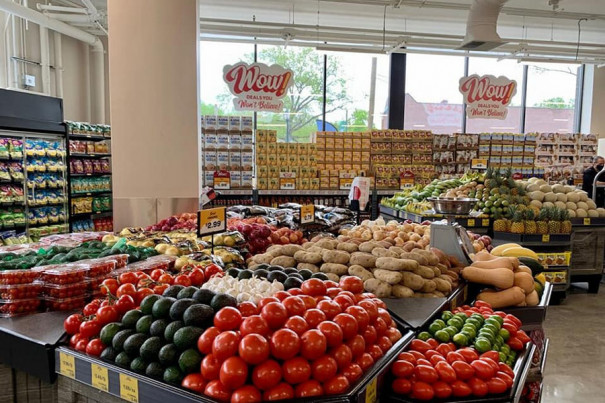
107,0,200,229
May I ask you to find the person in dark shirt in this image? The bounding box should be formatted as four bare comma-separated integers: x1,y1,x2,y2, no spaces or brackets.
582,156,605,207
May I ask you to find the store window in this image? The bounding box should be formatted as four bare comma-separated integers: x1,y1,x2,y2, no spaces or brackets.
404,54,465,134
324,52,390,132
256,45,324,143
466,58,524,133
525,63,579,133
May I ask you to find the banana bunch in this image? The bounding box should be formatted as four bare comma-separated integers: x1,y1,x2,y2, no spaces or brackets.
403,201,433,214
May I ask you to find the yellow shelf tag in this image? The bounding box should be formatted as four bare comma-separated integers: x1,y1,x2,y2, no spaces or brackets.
482,219,490,227
197,207,226,236
59,352,75,379
584,218,591,225
120,374,139,403
365,376,378,403
301,204,315,224
467,219,476,227
542,234,550,243
91,363,109,392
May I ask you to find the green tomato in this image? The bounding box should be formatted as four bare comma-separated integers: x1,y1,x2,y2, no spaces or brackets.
499,328,510,342
444,326,458,337
474,337,492,353
417,331,431,341
441,311,454,322
452,333,469,347
434,330,450,343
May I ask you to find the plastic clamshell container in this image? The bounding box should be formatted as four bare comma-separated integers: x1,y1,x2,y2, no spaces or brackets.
125,258,171,274
43,295,87,311
86,273,116,292
39,281,88,299
40,264,88,285
0,297,42,317
105,254,129,269
77,257,117,278
0,283,43,299
0,267,45,285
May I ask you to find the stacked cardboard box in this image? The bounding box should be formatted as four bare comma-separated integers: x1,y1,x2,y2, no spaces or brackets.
315,131,371,190
535,133,597,183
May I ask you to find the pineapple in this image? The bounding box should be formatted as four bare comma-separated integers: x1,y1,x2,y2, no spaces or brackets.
561,209,572,234
548,208,561,234
510,211,525,234
524,209,537,234
493,210,508,233
537,208,549,235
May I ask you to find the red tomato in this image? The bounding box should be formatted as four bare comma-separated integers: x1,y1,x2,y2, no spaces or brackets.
230,385,261,403
153,284,169,295
272,291,290,301
198,327,221,355
346,335,366,358
324,280,339,288
486,377,508,394
282,357,312,384
507,336,524,351
263,383,294,401
300,295,316,310
333,295,354,311
324,375,350,395
452,360,475,380
204,380,232,402
64,314,83,335
332,313,358,341
397,352,417,364
135,288,154,305
214,307,243,331
270,329,300,360
417,358,432,367
294,380,323,398
472,359,496,380
446,351,466,365
258,297,280,310
316,300,342,320
345,306,370,332
409,339,432,353
252,360,282,391
326,287,340,299
83,300,101,316
451,380,472,397
311,355,338,382
181,373,206,394
158,273,174,285
377,335,393,354
116,283,136,298
240,315,270,337
434,361,457,382
283,296,306,317
212,331,241,361
304,309,327,329
339,276,364,294
343,363,363,384
411,381,435,401
458,348,479,363
204,264,223,279
480,357,499,373
70,333,88,347
499,362,515,378
362,325,378,346
300,329,327,361
503,322,518,337
75,339,88,352
173,274,192,287
385,327,402,345
424,350,441,360
392,378,412,395
114,295,135,315
85,338,105,356
79,320,101,339
284,316,309,336
239,334,270,365
481,351,501,363
496,371,514,388
505,314,522,328
150,269,165,281
433,381,453,399
426,338,439,349
468,377,489,397
301,278,327,296
355,353,374,371
261,302,288,330
392,360,414,378
201,354,221,380
187,268,205,287
100,279,118,296
118,272,138,285
220,356,248,390
373,317,388,337
516,329,531,344
95,306,119,326
288,288,303,296
238,301,258,317
330,344,353,370
368,344,384,361
415,365,438,384
357,300,378,324
317,321,343,348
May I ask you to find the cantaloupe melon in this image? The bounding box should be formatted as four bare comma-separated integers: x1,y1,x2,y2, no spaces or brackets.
563,186,575,194
530,200,542,209
565,202,577,210
529,191,545,202
556,193,568,202
577,201,589,210
567,209,577,218
535,179,547,186
526,184,541,193
552,184,565,193
576,209,588,218
587,200,597,210
597,208,605,218
539,185,552,193
542,201,555,209
567,192,580,203
555,201,567,209
579,192,588,202
543,193,557,203
588,209,599,218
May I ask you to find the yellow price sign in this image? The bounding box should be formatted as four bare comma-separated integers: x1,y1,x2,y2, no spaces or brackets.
471,158,488,169
119,374,139,403
482,218,490,227
339,178,353,190
301,205,315,224
365,376,378,403
467,219,476,227
280,178,296,190
197,207,226,236
584,218,591,225
542,234,550,243
59,352,75,379
213,176,230,190
91,363,109,392
400,178,415,189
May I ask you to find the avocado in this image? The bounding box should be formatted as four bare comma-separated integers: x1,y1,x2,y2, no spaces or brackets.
163,366,184,385
226,268,241,278
158,343,179,366
112,329,135,351
115,351,133,368
100,346,118,362
255,263,270,270
100,322,122,346
268,265,285,272
152,297,176,319
121,310,143,329
173,326,204,351
140,336,163,361
284,268,298,275
149,319,169,338
237,270,253,280
267,271,288,283
178,348,202,374
135,315,154,334
176,286,199,300
298,269,313,280
254,269,269,279
145,362,164,379
311,272,329,281
288,272,304,280
130,357,148,374
140,295,162,315
210,293,237,311
169,298,196,321
283,277,303,290
163,285,185,299
123,333,148,356
164,320,184,343
183,304,214,327
192,289,216,304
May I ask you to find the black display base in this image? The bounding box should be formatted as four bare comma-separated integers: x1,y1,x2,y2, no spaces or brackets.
570,274,603,293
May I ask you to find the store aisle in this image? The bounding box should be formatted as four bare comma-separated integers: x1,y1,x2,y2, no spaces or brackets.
542,286,605,402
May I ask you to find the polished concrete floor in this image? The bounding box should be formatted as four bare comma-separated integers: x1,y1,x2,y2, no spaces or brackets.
542,285,605,402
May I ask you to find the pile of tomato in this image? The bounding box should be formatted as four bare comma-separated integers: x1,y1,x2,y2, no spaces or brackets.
180,276,404,402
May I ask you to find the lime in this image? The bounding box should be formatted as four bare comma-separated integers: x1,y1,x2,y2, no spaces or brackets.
441,311,454,322
417,331,431,341
444,326,458,337
499,352,507,362
454,313,468,321
452,333,469,347
501,345,511,355
433,319,446,329
429,322,443,335
447,317,464,330
474,337,492,353
434,330,450,343
461,326,476,339
499,328,510,342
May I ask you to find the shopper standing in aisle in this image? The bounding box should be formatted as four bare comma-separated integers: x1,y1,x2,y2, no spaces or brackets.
582,156,605,207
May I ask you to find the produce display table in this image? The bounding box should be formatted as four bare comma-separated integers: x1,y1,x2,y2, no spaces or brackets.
379,208,490,234
0,311,68,383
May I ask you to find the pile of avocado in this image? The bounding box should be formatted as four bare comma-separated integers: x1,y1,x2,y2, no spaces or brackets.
99,285,236,385
226,264,329,290
0,241,158,270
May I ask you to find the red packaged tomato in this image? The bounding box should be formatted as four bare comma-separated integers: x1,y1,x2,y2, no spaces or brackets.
40,264,88,285
0,267,44,285
0,298,42,317
43,295,87,311
41,281,87,298
0,283,42,299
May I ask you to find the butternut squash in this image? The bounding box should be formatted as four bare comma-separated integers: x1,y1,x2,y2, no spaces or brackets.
506,257,520,270
514,265,532,275
473,250,497,262
525,290,540,306
462,266,515,289
470,257,514,270
514,272,535,294
476,286,525,308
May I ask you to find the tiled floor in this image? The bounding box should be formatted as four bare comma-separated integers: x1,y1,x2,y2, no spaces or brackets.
542,285,605,402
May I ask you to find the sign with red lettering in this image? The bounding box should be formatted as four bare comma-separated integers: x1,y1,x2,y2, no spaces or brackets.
223,62,294,112
459,74,517,120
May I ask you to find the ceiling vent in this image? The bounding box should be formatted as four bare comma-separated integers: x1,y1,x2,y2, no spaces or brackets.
459,0,508,51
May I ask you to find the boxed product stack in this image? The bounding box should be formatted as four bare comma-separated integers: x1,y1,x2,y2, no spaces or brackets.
433,134,456,177
455,133,479,173
371,130,434,189
316,131,370,190
535,132,597,183
256,131,318,190
201,115,254,189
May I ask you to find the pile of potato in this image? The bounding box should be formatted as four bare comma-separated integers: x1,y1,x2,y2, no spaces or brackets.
248,219,463,298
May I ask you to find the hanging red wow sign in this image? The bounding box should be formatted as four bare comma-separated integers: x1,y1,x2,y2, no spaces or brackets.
223,62,294,112
459,74,517,120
